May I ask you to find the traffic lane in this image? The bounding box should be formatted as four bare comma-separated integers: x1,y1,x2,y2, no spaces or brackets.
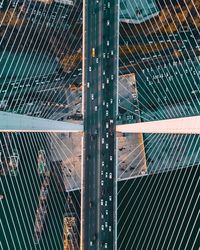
88,7,104,247
85,5,100,245
90,56,100,247
84,5,95,244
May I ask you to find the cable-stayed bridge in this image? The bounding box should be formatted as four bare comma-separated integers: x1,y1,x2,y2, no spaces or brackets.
0,0,199,249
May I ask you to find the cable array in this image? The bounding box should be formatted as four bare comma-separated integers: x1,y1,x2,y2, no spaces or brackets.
1,0,83,248
117,0,199,249
0,0,82,120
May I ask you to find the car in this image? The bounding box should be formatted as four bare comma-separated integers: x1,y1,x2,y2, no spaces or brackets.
89,201,93,208
100,241,105,247
91,94,94,100
93,234,97,241
92,48,95,58
91,135,95,140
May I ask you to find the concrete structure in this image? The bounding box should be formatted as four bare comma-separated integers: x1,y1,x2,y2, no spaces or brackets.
117,116,200,134
0,111,83,132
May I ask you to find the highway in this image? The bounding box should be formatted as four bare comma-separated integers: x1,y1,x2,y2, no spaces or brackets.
82,0,118,249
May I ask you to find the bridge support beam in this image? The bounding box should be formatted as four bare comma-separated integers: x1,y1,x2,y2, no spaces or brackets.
0,111,83,132
116,116,200,134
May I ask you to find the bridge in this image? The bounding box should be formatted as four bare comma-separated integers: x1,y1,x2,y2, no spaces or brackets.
0,0,199,249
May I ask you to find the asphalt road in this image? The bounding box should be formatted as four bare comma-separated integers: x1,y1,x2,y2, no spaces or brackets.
82,0,118,249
